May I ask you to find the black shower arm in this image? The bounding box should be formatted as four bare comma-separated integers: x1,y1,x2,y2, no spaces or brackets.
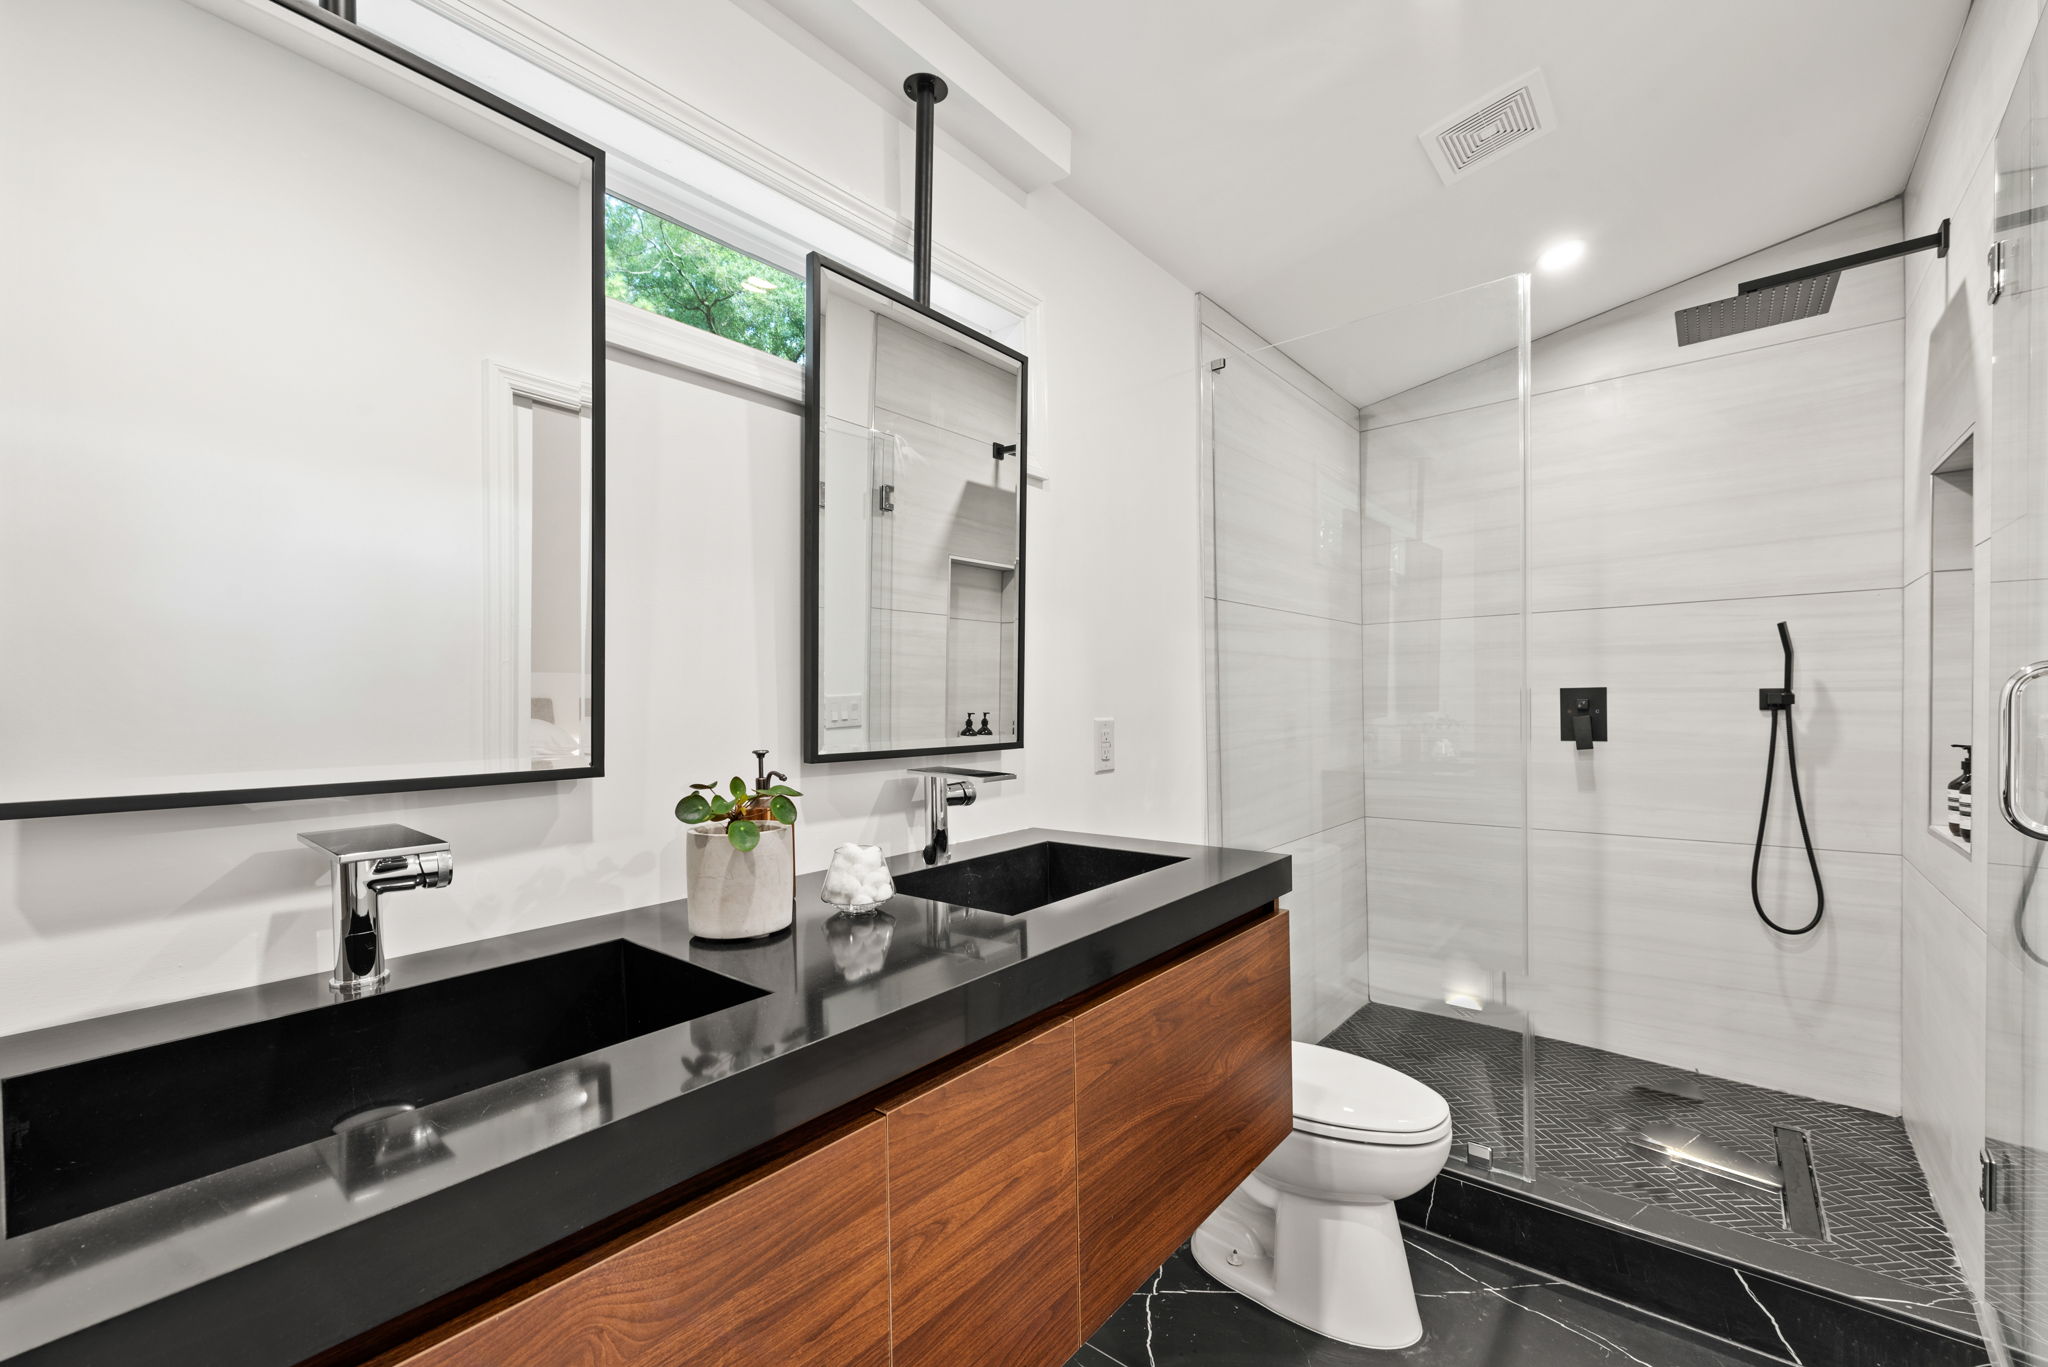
1737,220,1949,296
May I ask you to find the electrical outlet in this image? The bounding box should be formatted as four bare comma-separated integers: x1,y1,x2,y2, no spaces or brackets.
1093,718,1115,773
824,694,864,730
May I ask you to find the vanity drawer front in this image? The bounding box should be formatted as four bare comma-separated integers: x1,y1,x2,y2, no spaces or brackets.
880,1019,1081,1367
384,1117,891,1367
1073,908,1292,1329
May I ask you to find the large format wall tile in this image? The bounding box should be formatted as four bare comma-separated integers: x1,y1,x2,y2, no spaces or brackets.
1364,816,1525,1009
1520,829,1902,1113
1529,322,1904,613
1902,863,1988,1289
1530,204,1906,398
1362,399,1522,623
1274,819,1368,1042
1361,203,1905,432
1214,600,1363,851
873,317,1019,446
1527,588,1902,855
1213,353,1363,623
1364,611,1523,828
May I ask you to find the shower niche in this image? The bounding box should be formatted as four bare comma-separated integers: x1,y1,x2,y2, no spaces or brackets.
1926,435,1975,851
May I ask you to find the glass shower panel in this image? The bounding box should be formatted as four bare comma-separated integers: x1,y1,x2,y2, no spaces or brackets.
1202,275,1534,1179
1986,30,2048,1362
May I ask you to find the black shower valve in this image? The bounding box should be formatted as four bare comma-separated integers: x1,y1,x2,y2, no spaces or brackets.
1558,687,1607,749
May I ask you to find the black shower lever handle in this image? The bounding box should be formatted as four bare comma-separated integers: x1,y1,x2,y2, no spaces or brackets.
1572,698,1594,751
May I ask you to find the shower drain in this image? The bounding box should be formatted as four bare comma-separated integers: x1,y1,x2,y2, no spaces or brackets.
1625,1122,1828,1239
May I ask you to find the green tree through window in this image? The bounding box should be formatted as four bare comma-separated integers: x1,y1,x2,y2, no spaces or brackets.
604,197,805,362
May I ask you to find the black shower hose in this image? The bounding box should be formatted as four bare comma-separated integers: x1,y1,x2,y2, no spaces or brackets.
1752,622,1826,935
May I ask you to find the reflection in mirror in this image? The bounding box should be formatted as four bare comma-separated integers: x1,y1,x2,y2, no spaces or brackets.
0,0,602,816
805,257,1026,762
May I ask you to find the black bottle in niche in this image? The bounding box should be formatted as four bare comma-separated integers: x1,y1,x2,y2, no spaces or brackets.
960,712,977,736
1949,744,1973,843
976,711,993,736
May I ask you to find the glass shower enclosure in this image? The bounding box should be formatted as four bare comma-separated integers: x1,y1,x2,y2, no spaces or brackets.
1200,275,1535,1178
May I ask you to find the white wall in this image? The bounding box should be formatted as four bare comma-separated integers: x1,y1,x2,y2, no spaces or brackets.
0,0,1208,1037
1896,0,2048,1296
1364,205,1909,1114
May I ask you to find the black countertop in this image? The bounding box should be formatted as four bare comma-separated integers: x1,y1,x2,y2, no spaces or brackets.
0,828,1288,1366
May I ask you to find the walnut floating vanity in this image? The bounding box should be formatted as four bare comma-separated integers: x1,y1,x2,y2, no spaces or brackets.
0,830,1290,1367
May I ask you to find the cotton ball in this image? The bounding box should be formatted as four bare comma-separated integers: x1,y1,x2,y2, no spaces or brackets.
823,868,861,901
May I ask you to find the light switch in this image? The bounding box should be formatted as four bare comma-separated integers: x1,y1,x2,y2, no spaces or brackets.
1094,718,1115,773
825,694,864,729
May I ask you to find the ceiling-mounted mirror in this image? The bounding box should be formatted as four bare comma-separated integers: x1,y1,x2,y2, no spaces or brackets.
802,255,1026,763
0,0,604,818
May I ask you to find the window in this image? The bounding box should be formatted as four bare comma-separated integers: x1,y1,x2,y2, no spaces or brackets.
603,196,805,362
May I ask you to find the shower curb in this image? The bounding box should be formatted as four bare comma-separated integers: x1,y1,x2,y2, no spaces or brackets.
1398,1166,1989,1367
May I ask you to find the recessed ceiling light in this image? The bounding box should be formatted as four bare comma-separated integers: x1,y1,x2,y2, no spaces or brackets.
740,275,778,293
1537,239,1587,273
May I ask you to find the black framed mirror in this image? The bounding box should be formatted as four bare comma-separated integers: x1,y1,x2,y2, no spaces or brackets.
0,0,605,818
801,254,1027,764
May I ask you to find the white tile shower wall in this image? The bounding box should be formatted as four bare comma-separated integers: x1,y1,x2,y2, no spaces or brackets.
1362,208,1907,1113
0,0,1211,1037
1522,828,1903,1114
1204,316,1371,1040
1526,589,1903,855
1894,0,2047,1294
1527,321,1904,615
1902,863,1988,1282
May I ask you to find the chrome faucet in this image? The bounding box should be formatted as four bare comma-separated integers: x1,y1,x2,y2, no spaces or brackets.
298,824,454,997
908,767,1015,865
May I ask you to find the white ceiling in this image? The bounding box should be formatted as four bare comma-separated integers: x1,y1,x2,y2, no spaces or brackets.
920,0,1970,404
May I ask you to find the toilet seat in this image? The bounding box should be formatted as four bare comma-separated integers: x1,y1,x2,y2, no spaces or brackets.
1290,1042,1451,1146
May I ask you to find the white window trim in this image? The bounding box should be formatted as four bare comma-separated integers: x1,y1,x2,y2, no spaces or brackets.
394,0,1039,321
605,298,803,404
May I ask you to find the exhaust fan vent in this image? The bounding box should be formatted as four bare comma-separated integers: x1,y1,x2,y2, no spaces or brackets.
1422,70,1556,184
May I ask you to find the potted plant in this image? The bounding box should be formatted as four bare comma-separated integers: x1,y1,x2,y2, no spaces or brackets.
675,749,801,940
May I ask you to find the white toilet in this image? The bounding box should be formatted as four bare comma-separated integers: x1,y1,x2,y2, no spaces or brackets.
1192,1042,1453,1349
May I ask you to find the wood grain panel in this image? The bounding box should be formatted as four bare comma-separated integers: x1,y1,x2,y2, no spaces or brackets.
1074,911,1291,1330
881,1021,1080,1367
386,1117,891,1367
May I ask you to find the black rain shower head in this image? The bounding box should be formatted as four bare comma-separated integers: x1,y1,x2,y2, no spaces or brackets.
1674,220,1949,347
1675,274,1840,346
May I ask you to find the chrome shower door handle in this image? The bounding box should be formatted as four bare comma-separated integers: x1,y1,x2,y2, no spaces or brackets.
2000,661,2048,841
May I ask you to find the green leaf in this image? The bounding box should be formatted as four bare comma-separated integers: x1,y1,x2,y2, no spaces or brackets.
730,776,747,800
726,820,761,853
710,795,732,817
690,782,717,791
767,785,803,797
769,795,798,825
675,793,711,824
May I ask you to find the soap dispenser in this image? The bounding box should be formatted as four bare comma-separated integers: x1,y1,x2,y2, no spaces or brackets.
1948,744,1972,844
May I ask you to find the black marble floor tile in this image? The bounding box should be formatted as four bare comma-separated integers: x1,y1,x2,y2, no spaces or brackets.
1066,1233,1783,1367
1323,1003,1972,1307
1401,1170,1985,1367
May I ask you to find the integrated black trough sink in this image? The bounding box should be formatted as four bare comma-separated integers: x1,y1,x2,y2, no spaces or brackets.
1,940,765,1236
889,840,1184,917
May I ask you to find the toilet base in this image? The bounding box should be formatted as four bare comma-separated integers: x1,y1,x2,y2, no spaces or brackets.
1192,1176,1423,1350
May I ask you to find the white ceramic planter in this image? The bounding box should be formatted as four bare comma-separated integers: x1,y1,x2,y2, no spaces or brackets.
685,821,794,940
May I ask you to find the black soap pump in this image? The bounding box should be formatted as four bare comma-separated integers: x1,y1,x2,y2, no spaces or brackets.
976,711,993,736
959,712,977,736
1949,745,1973,844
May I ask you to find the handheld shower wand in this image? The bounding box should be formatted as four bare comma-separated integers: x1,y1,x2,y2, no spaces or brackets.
1752,622,1825,935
